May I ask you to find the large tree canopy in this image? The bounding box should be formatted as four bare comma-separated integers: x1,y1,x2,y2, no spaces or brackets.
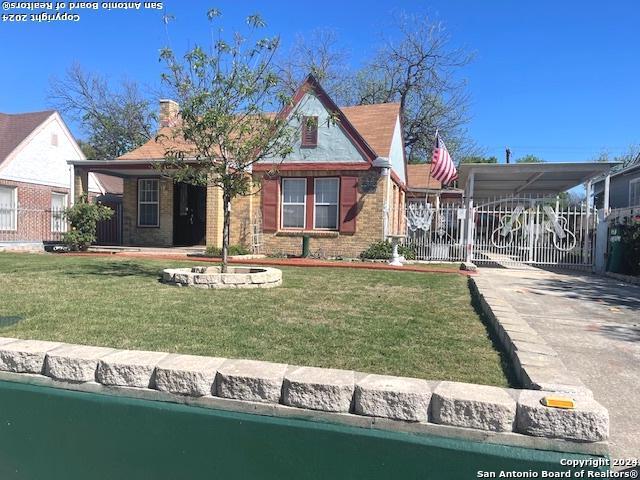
276,13,475,162
48,64,155,159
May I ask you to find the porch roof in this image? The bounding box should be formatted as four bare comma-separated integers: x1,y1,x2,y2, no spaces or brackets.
67,159,185,178
457,162,619,199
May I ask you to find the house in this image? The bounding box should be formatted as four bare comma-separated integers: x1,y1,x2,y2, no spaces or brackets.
68,75,408,258
0,110,107,247
405,163,463,205
592,156,640,209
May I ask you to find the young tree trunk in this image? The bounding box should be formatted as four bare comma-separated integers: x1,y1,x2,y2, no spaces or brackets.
221,193,231,273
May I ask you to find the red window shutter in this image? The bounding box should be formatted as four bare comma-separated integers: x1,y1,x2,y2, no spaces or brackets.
340,176,359,234
262,176,279,233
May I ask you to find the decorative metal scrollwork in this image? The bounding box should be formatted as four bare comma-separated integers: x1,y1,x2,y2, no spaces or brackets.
406,203,434,232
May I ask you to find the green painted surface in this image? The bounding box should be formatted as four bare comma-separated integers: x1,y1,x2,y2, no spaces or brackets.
0,380,606,479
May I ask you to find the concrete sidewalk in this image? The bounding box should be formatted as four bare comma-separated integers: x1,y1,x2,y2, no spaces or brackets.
480,267,640,460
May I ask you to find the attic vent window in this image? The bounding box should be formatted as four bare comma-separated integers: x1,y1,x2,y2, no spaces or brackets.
51,134,58,147
301,116,318,148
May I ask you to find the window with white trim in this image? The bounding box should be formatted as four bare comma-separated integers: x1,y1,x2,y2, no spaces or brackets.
630,178,640,207
281,178,306,229
314,178,339,229
138,179,159,227
0,186,17,231
51,192,68,233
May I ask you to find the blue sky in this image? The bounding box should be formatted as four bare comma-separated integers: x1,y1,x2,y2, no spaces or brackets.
1,0,638,162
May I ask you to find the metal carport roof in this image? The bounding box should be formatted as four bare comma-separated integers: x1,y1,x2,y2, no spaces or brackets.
457,162,619,199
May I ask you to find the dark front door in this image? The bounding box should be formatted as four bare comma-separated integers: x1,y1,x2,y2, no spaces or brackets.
173,183,206,246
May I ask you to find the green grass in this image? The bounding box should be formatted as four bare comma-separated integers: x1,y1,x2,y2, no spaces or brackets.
0,252,511,386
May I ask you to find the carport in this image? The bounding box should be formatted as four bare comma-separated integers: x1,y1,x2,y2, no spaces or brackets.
456,162,619,269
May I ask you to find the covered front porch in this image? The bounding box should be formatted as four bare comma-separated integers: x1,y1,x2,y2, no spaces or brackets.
69,160,229,249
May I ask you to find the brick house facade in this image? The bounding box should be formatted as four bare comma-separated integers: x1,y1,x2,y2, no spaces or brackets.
0,110,106,245
69,75,408,258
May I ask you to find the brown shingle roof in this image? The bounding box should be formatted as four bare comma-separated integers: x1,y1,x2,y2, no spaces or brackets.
407,163,441,190
93,173,123,195
118,103,401,161
0,110,55,165
341,103,399,157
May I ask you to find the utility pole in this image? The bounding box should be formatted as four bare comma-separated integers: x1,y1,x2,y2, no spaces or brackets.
505,147,511,164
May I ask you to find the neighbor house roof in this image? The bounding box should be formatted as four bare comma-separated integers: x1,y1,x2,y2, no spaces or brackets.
118,103,401,162
406,163,441,190
0,110,55,165
93,173,123,195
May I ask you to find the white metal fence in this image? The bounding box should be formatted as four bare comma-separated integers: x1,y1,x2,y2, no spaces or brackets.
405,203,466,262
404,196,597,269
0,205,67,243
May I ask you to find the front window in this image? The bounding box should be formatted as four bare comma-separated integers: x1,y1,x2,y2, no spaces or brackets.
630,178,640,206
51,192,68,232
281,178,306,229
0,186,17,231
138,179,159,227
314,178,339,229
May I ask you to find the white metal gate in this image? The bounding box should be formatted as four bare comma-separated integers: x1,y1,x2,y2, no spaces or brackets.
404,196,597,269
470,197,596,268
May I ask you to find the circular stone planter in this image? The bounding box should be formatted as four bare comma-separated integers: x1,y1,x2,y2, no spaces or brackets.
162,265,282,289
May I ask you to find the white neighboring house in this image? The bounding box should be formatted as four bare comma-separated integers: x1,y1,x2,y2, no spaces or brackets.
0,110,104,248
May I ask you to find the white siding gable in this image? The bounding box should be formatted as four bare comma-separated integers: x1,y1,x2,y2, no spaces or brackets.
261,93,367,164
388,116,406,184
0,113,100,192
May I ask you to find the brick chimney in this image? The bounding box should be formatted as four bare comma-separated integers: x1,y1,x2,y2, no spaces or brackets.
159,99,179,128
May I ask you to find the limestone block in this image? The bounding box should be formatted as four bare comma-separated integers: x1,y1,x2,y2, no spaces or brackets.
516,390,608,441
96,349,168,388
282,366,355,413
216,359,287,403
354,374,431,421
45,344,116,382
431,381,516,432
0,339,64,374
155,354,225,396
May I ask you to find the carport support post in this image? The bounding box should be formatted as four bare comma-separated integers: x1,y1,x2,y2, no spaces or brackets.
594,174,610,273
464,172,475,263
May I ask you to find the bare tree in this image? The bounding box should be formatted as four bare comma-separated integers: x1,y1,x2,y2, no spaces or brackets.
48,64,155,158
276,29,353,105
350,13,474,162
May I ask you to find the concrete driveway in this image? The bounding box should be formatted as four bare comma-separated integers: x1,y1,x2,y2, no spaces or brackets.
480,267,640,461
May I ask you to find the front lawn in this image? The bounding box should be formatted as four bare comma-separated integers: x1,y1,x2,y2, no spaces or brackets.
0,252,511,386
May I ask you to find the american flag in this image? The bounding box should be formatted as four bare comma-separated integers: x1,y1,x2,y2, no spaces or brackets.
431,134,458,185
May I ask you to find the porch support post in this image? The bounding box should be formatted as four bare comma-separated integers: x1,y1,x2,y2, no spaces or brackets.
73,167,89,202
206,177,224,249
594,174,610,273
464,171,475,263
583,180,592,264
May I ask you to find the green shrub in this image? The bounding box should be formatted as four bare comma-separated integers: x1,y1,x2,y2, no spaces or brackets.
62,196,113,251
619,221,640,276
204,244,251,257
359,240,416,260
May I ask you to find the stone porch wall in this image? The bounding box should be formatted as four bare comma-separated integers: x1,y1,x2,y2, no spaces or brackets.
122,177,173,247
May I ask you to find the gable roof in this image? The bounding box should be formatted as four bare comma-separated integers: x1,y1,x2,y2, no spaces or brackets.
119,75,401,162
407,163,441,190
340,103,400,158
0,110,55,165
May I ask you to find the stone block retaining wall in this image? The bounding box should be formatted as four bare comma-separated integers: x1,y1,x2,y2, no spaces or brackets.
0,336,608,456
